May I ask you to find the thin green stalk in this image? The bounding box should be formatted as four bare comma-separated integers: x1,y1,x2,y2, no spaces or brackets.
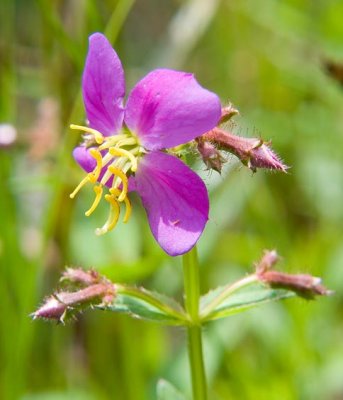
116,285,188,323
183,246,207,400
200,274,258,320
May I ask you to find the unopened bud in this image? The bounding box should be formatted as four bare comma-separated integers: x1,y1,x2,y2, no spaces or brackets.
218,104,239,125
255,250,331,299
32,269,116,323
196,138,225,173
255,249,280,274
62,267,100,285
201,128,288,173
31,296,69,322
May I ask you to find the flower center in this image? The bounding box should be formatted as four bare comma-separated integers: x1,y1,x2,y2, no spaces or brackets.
70,124,143,235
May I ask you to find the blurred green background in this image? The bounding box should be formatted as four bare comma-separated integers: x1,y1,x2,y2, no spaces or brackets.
1,0,343,399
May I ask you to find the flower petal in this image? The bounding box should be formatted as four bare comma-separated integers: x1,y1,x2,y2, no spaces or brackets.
82,33,125,136
73,146,96,173
134,151,209,256
125,69,221,150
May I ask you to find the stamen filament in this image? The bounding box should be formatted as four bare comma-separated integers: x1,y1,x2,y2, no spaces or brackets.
98,135,130,151
70,124,104,145
70,122,139,235
85,185,103,216
109,147,138,172
122,196,132,223
116,137,138,148
70,174,91,198
89,148,103,181
95,195,120,235
110,188,132,223
108,166,128,201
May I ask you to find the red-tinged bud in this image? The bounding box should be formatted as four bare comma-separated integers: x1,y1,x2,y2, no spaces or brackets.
255,249,280,274
258,270,330,299
218,104,239,125
196,138,225,173
31,296,69,322
32,279,116,323
201,128,288,173
61,267,101,286
255,250,331,299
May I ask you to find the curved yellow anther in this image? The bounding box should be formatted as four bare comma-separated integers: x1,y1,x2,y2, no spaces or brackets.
85,185,103,216
109,147,138,172
122,196,132,223
110,188,132,223
70,124,104,144
89,148,103,181
95,195,120,235
108,166,128,201
70,174,92,198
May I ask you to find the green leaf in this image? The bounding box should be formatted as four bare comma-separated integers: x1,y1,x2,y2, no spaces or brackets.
200,284,295,322
157,379,187,400
97,286,187,325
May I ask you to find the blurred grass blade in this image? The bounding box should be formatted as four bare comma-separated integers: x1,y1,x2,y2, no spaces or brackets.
36,0,84,69
157,379,186,400
104,0,136,44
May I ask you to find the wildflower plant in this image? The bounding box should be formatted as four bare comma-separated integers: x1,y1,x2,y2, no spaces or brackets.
34,33,330,400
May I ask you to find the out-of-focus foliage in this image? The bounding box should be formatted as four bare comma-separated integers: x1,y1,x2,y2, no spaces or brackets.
0,0,342,399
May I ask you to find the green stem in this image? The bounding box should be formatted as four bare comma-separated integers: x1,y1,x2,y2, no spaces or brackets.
183,246,207,400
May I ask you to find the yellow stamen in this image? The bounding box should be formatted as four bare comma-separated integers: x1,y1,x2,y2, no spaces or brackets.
95,194,120,235
70,174,92,198
108,166,128,201
70,124,104,144
89,148,103,181
70,122,141,234
110,188,132,223
122,196,132,223
85,185,103,216
97,135,134,151
115,137,138,148
109,147,138,172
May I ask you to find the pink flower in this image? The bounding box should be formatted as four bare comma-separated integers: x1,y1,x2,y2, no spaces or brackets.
70,33,221,256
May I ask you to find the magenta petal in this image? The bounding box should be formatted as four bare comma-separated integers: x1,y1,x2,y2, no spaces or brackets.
73,146,96,173
82,33,125,136
125,69,221,150
134,151,209,256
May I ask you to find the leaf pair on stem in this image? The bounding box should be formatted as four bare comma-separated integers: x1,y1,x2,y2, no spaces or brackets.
32,250,330,325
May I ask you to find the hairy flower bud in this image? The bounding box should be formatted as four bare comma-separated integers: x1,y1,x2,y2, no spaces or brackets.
196,138,225,173
255,250,331,299
255,249,280,274
62,267,101,285
32,269,116,323
201,128,288,173
218,104,239,125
